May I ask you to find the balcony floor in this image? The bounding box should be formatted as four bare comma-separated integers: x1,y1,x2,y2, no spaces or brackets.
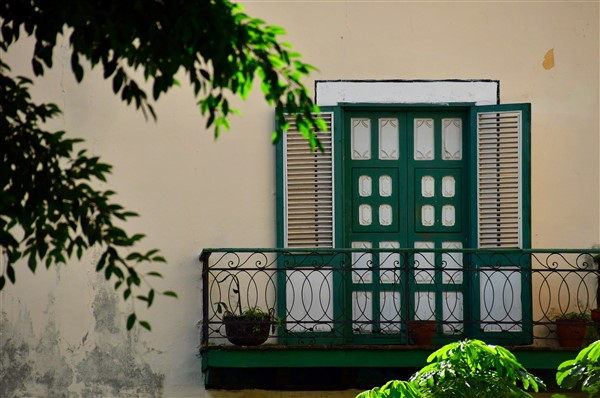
202,343,583,389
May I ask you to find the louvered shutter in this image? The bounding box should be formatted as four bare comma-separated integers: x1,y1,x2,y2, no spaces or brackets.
283,113,334,247
474,104,531,248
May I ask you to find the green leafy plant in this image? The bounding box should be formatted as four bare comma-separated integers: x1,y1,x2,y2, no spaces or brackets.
556,339,600,397
410,339,545,398
355,379,421,398
216,302,277,328
555,312,592,321
1,0,323,330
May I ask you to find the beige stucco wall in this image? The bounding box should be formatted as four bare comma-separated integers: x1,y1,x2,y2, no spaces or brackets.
1,1,598,397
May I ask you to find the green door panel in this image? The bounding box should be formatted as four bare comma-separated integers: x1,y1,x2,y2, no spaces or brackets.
414,168,462,233
352,168,400,233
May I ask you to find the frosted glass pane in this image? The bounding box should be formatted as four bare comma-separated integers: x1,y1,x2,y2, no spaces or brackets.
379,241,400,283
353,291,372,333
442,119,462,160
414,241,434,284
352,241,372,283
286,269,333,332
443,292,464,334
358,175,372,197
414,119,434,160
421,175,435,198
442,241,463,284
480,268,523,332
379,175,392,197
380,291,401,333
442,205,455,227
379,118,399,160
414,291,435,320
351,118,371,160
359,204,372,226
421,205,435,226
379,204,392,226
442,176,455,197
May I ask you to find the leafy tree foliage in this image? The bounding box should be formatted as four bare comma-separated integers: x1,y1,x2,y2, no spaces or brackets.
356,339,545,398
556,339,600,397
412,339,544,398
356,380,421,398
0,0,323,329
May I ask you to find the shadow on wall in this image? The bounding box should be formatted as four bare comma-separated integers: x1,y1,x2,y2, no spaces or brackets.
0,283,164,397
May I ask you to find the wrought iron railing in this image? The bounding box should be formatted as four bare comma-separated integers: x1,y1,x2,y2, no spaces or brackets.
200,248,600,348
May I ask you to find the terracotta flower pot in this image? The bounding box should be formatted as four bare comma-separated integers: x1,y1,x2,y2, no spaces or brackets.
556,319,587,348
408,320,437,345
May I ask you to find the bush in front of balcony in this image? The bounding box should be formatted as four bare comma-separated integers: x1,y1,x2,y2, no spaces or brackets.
556,339,600,397
355,339,545,398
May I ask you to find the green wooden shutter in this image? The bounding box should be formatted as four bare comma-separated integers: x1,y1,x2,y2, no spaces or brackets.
470,103,532,344
277,112,334,248
474,104,531,249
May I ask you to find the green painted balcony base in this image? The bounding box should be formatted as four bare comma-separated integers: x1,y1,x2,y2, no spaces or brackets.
201,345,581,389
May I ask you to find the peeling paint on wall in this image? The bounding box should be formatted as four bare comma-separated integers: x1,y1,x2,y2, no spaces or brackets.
0,283,164,397
543,48,555,70
76,284,164,397
0,311,34,397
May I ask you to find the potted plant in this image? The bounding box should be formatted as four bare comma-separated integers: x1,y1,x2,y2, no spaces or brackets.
591,308,600,323
555,311,590,348
217,302,278,346
214,273,280,346
407,319,437,345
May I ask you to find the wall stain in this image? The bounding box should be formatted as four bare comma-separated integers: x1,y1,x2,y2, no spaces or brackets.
543,48,555,70
32,312,74,397
0,281,164,397
0,328,33,396
76,286,164,397
0,309,34,397
77,345,164,397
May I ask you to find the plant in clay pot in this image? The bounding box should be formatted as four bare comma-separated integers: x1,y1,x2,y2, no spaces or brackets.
407,319,437,345
591,309,600,323
555,311,591,348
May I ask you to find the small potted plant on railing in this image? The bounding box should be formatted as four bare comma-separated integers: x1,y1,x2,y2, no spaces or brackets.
216,302,278,346
214,273,279,346
555,311,591,348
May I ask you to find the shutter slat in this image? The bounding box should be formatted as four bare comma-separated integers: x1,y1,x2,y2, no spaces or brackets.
284,112,334,248
477,110,522,248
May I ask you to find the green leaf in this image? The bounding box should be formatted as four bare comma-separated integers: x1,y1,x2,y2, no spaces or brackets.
163,291,178,298
139,320,152,331
6,264,15,283
28,253,37,273
32,58,43,76
71,53,84,82
147,289,155,307
126,313,136,330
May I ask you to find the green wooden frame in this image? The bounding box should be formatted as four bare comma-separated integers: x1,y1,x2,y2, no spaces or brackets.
275,103,532,346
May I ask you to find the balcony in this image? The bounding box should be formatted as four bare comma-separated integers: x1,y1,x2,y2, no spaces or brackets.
199,248,600,388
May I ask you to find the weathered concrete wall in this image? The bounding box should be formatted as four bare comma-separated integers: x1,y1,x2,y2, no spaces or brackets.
1,270,164,397
1,1,598,397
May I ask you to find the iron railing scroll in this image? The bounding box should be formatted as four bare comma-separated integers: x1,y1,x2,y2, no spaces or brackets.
199,248,600,349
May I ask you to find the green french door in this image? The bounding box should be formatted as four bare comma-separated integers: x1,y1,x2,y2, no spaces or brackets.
343,109,469,342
